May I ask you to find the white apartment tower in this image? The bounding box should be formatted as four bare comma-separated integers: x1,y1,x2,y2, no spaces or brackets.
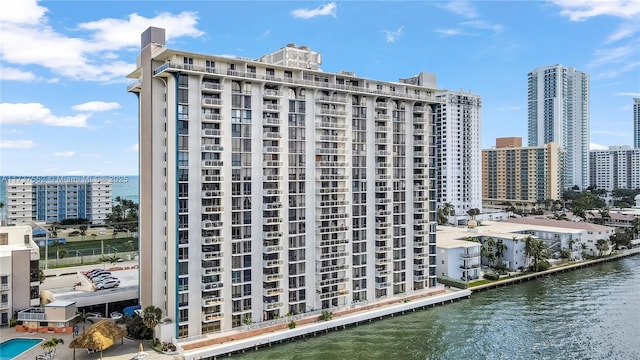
634,98,640,149
527,65,590,189
128,27,440,340
589,146,640,191
5,178,112,225
434,90,482,215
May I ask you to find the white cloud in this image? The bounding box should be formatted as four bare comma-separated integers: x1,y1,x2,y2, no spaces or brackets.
498,105,522,111
589,142,609,150
0,139,34,149
0,66,36,81
595,61,640,79
435,28,463,37
440,1,478,19
462,20,504,33
292,3,337,19
53,151,75,157
588,45,635,68
129,144,139,152
62,170,86,176
258,29,271,39
551,0,640,21
591,129,631,137
0,0,204,82
0,0,47,25
0,103,90,127
614,92,640,97
72,101,121,112
606,20,640,43
384,27,404,43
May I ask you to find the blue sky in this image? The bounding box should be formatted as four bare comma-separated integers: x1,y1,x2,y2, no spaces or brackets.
1,0,639,175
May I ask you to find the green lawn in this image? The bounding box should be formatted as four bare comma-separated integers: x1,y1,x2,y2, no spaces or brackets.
468,279,493,287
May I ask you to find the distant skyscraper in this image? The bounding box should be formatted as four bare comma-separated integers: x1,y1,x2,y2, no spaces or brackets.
589,146,640,191
527,65,590,189
434,90,482,215
634,98,640,149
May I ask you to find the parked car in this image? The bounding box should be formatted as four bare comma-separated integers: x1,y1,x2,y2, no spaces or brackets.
91,274,116,283
95,279,120,290
85,269,110,276
88,271,111,280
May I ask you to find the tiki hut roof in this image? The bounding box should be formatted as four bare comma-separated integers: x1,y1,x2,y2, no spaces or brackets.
69,319,126,351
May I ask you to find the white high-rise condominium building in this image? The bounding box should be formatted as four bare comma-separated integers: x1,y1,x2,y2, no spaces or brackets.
5,178,112,225
634,98,640,149
527,65,590,189
589,146,640,191
128,27,440,340
434,90,482,216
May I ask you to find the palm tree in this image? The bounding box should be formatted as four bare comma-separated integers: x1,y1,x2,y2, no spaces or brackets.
437,202,454,225
524,236,550,272
123,240,135,252
41,337,64,356
99,253,122,268
79,225,88,240
142,305,163,343
481,237,497,267
467,208,480,220
595,239,610,257
54,240,67,265
75,310,91,331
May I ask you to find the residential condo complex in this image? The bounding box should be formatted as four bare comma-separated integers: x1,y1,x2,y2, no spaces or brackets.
5,178,112,225
482,137,564,206
126,27,483,340
527,65,590,190
589,146,640,191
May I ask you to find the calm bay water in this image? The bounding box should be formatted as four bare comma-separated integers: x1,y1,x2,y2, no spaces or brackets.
236,256,640,360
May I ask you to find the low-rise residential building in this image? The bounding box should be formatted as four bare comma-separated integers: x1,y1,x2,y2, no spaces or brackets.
436,236,481,281
0,225,41,325
505,218,615,257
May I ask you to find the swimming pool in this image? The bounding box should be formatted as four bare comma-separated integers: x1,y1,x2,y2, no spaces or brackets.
0,338,43,360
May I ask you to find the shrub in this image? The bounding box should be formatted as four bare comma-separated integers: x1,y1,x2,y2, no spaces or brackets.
319,310,333,321
288,321,296,329
483,273,500,281
125,314,153,340
437,276,468,289
560,249,571,259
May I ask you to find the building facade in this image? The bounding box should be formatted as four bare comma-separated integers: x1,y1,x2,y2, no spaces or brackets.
527,64,590,189
0,226,41,325
5,178,112,225
482,137,564,205
589,146,640,191
128,27,441,340
634,98,640,149
434,90,482,215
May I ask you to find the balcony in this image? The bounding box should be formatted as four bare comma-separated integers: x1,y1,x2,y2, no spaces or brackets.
263,146,283,153
263,201,283,210
202,221,223,229
202,312,223,322
460,252,480,259
316,95,347,103
263,217,283,225
201,144,223,152
318,251,348,260
265,302,283,310
202,98,223,107
263,231,283,239
202,114,223,122
264,273,283,282
263,118,281,126
17,308,46,322
414,252,429,258
315,121,347,129
202,129,223,137
263,103,281,111
263,259,284,268
375,282,389,289
202,175,224,183
263,188,283,196
201,282,223,291
263,131,282,139
263,89,282,97
202,190,223,198
263,161,283,167
265,288,283,296
202,267,223,276
319,108,346,117
263,245,283,253
201,252,224,260
203,206,224,214
202,297,223,307
202,82,223,91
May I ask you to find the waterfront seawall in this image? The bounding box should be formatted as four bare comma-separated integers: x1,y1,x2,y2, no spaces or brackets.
470,247,640,292
181,289,471,359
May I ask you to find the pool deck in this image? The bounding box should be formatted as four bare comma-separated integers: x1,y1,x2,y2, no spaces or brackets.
0,326,175,360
